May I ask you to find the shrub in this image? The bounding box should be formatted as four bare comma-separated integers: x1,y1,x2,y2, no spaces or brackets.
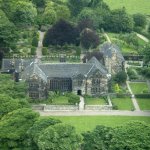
31,47,36,55
42,47,48,55
67,93,80,105
127,68,138,80
32,36,39,47
135,94,150,98
114,71,127,84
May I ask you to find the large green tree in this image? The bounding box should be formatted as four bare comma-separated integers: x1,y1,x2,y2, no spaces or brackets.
68,0,90,16
38,123,82,150
82,125,112,150
27,117,61,148
105,8,134,32
42,1,70,25
110,121,150,150
133,13,147,28
82,121,150,150
0,108,39,149
12,1,37,26
0,10,18,51
0,94,29,119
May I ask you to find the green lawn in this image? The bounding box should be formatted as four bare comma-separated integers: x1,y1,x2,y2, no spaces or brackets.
52,96,69,105
137,98,150,110
111,97,134,110
85,97,106,105
104,0,150,15
50,116,150,133
129,82,149,94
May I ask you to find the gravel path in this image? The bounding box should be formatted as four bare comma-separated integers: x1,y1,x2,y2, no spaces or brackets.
126,81,141,111
136,33,149,43
104,33,111,43
36,110,150,116
35,31,45,62
79,96,85,110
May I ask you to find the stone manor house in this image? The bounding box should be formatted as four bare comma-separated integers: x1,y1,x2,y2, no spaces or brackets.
2,42,124,99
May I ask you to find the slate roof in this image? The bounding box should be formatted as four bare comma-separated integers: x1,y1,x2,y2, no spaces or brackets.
100,42,124,62
38,63,94,78
20,57,108,82
21,62,47,82
87,57,108,75
1,58,34,72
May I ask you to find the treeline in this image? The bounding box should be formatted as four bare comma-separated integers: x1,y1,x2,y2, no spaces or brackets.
0,0,148,53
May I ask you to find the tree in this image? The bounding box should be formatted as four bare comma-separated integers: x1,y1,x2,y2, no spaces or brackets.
43,19,80,47
82,125,112,150
0,94,30,119
12,1,37,26
32,0,46,7
27,117,61,149
114,71,127,84
143,44,150,65
42,1,70,25
80,28,100,50
82,121,150,150
133,13,146,28
0,10,18,51
0,108,39,149
77,18,94,32
110,121,150,150
68,0,90,16
38,123,81,150
105,8,134,32
78,8,99,29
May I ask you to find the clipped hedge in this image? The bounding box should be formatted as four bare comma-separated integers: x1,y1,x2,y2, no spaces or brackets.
135,94,150,98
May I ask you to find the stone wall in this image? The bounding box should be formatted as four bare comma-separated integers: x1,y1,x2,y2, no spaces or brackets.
85,105,112,110
44,105,79,111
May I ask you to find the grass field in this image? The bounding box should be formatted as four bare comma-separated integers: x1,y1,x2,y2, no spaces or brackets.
50,116,150,133
137,98,150,110
52,96,69,105
84,97,106,105
111,97,134,110
129,82,149,94
104,0,150,15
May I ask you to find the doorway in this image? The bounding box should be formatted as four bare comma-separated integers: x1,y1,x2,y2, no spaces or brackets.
77,90,82,95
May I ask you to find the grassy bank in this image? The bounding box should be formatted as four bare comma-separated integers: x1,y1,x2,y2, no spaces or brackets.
104,0,150,15
47,116,150,133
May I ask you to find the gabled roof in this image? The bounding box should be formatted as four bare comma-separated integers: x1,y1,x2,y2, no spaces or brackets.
1,58,34,72
100,42,124,62
20,57,108,82
87,57,108,75
21,62,47,82
38,63,94,78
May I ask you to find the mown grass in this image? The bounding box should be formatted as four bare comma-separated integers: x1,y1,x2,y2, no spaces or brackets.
111,97,134,110
50,116,150,133
52,96,69,105
104,0,150,15
137,98,150,110
84,97,106,105
129,82,149,94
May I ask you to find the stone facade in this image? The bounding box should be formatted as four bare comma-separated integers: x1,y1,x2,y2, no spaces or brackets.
101,42,125,74
20,57,109,99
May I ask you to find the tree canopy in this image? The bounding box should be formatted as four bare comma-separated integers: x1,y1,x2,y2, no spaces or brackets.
38,123,81,150
43,19,79,46
82,121,150,150
0,108,39,149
